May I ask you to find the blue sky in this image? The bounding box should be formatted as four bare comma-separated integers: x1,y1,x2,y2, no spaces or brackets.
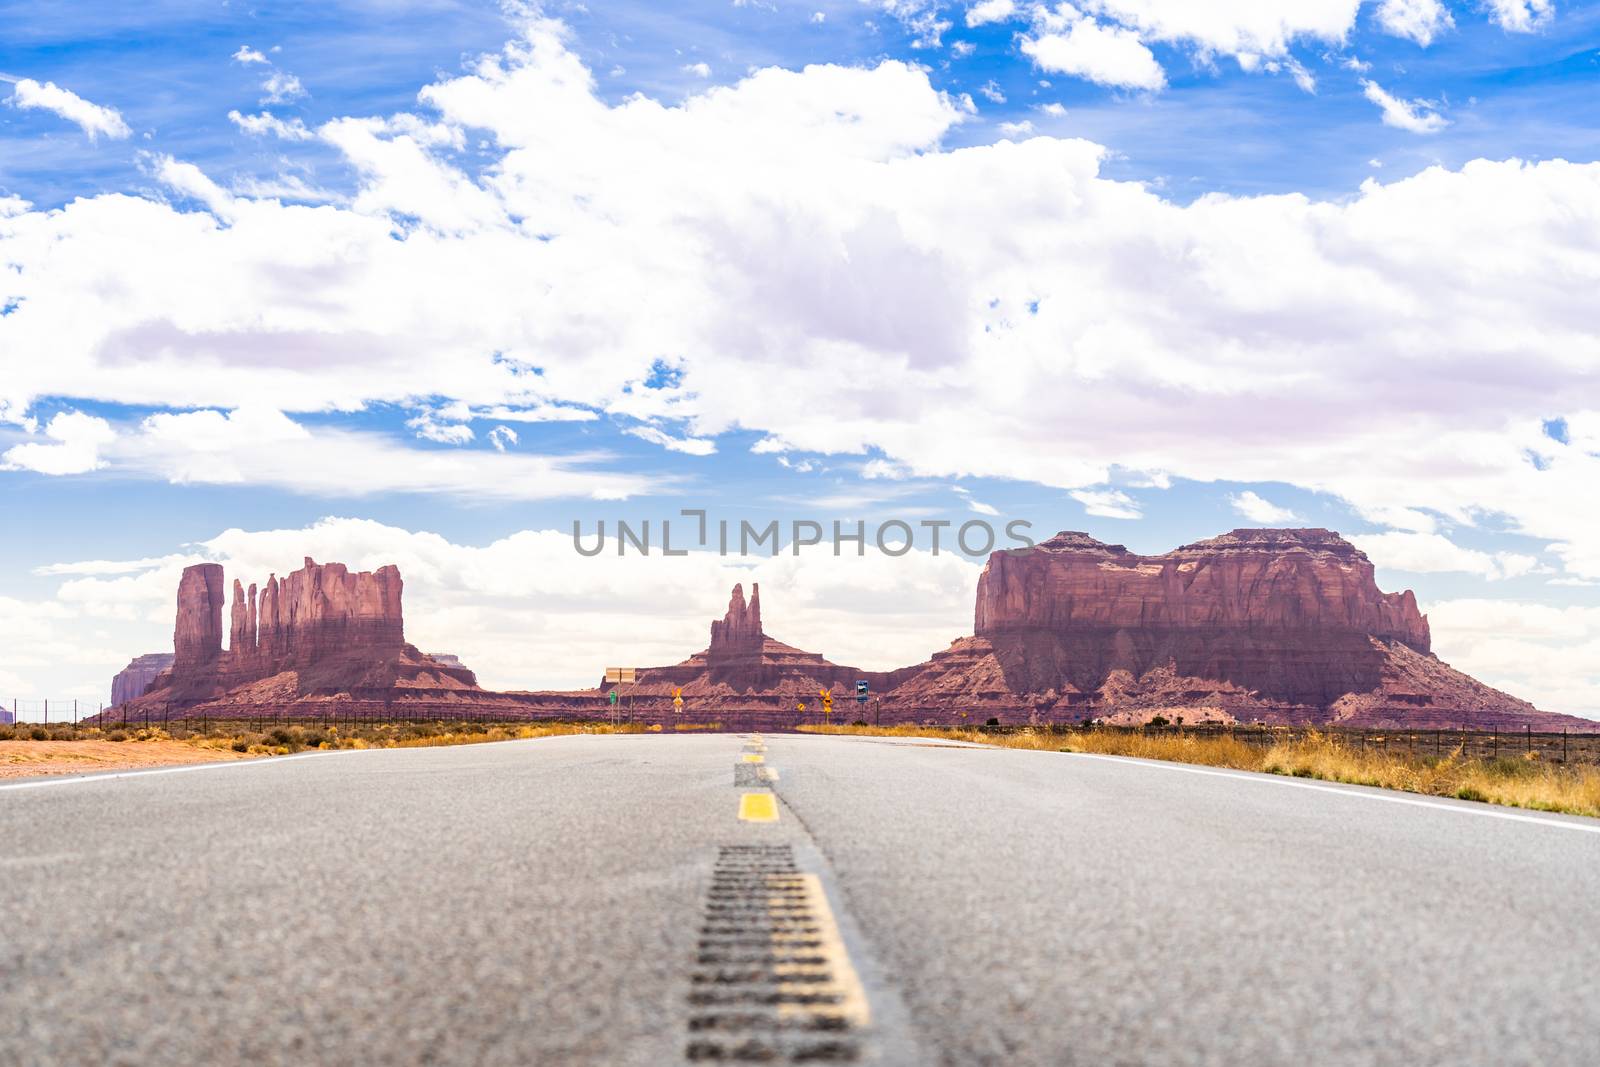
2,1,1598,714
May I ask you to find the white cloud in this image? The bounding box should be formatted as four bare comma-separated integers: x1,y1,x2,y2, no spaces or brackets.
977,79,1006,103
1349,531,1540,581
965,0,1017,27
1485,0,1555,33
1428,598,1600,717
488,425,518,452
812,12,827,24
1037,101,1067,117
861,458,912,479
626,424,717,455
406,411,475,444
1070,487,1141,519
9,79,131,140
232,46,269,65
998,119,1035,135
874,1,953,47
1,411,115,475
1021,15,1167,90
1229,490,1298,524
261,71,306,104
3,12,1600,586
3,407,655,501
683,61,712,78
1076,0,1361,59
227,109,313,140
1374,0,1454,46
1361,78,1448,133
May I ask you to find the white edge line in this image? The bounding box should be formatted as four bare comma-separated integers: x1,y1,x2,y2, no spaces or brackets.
0,747,370,792
1066,751,1600,835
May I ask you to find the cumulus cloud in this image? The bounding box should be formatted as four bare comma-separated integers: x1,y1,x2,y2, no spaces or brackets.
1,411,115,475
261,71,306,104
1361,78,1448,132
227,109,314,140
232,46,269,65
1485,0,1555,33
1429,598,1600,717
1349,531,1540,581
3,11,1600,586
1021,12,1166,90
626,424,717,456
1075,0,1361,60
1229,490,1298,524
488,425,518,452
8,79,131,140
1070,487,1141,519
4,407,655,501
1373,0,1454,46
683,61,711,78
965,0,1017,27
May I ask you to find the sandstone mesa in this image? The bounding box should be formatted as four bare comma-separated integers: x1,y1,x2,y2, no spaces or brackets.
113,530,1594,731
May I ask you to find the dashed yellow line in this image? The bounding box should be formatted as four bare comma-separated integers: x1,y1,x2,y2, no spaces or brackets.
742,753,764,763
738,792,779,822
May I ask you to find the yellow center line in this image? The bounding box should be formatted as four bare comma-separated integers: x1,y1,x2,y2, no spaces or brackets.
738,792,779,822
742,753,764,763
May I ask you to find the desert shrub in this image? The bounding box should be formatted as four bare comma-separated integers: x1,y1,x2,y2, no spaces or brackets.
107,730,129,742
29,727,49,741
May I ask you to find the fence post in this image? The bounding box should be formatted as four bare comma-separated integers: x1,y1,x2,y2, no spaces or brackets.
44,698,48,726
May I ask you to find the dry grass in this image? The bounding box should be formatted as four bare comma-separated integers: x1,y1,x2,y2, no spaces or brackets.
0,720,644,775
804,724,1600,819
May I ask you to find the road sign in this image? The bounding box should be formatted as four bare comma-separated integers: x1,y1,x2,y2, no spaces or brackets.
819,688,833,709
673,687,683,713
604,667,637,684
608,690,618,705
856,680,869,703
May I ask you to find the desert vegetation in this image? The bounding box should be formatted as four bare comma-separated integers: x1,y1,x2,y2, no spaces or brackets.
804,723,1600,819
0,720,647,776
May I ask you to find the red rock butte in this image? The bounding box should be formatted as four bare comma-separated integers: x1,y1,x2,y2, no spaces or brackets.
129,558,477,710
882,529,1583,730
111,532,1597,732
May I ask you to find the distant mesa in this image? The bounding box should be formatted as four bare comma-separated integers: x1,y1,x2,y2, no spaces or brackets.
591,582,916,711
119,557,480,716
108,532,1594,731
111,653,175,705
883,528,1584,730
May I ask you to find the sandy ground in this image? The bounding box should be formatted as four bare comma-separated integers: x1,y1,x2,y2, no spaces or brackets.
0,740,257,780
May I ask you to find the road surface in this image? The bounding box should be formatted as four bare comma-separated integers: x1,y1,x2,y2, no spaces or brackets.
3,732,1598,1065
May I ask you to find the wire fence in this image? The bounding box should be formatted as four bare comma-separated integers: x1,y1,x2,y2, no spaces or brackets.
923,721,1600,766
5,699,1598,765
2,699,106,725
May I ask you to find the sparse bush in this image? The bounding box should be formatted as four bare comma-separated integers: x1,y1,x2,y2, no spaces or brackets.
106,730,128,742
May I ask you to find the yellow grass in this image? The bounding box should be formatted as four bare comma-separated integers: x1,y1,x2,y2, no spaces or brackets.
0,721,645,775
803,724,1600,819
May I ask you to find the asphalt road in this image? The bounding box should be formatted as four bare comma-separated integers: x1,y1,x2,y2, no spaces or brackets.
3,733,1599,1066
